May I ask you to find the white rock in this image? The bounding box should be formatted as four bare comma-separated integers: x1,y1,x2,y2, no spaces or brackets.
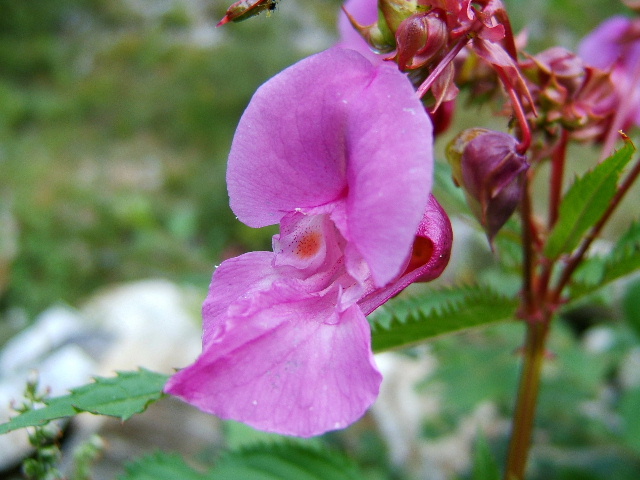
80,278,202,375
371,350,438,469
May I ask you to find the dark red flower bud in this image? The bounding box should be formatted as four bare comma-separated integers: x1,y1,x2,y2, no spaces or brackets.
394,10,448,71
217,0,278,26
447,128,529,242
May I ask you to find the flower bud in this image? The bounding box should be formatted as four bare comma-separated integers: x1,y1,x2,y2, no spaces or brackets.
394,10,448,71
342,3,397,53
217,0,277,26
379,0,419,34
447,128,529,242
521,47,617,139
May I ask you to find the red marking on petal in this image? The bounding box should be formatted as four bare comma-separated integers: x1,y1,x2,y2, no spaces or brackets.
295,231,322,258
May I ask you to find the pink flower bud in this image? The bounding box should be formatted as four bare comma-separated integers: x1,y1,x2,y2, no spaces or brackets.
447,128,529,242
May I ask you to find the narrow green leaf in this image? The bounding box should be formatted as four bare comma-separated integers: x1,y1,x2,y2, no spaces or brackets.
545,140,635,259
369,285,518,352
473,433,500,480
0,369,169,434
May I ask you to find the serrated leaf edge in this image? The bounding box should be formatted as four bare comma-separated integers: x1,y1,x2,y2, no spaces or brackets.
369,285,518,351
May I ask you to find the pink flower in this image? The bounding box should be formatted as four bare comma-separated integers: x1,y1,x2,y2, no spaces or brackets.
578,16,640,129
165,47,450,437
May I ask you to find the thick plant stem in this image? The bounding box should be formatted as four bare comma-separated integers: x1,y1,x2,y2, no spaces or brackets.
504,318,550,480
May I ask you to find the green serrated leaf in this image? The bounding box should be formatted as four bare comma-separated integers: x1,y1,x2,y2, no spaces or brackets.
68,369,169,420
119,443,366,480
0,395,76,434
0,369,169,434
369,285,518,352
212,442,365,480
545,140,635,259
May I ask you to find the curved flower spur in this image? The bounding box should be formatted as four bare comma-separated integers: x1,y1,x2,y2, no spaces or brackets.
165,47,452,437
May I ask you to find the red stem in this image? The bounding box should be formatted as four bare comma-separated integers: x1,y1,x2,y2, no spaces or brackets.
416,37,469,99
497,68,532,155
519,172,537,317
504,317,550,480
548,129,569,228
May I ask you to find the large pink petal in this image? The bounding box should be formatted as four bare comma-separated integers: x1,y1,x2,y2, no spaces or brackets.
227,48,376,228
165,295,381,437
200,251,280,348
344,63,434,286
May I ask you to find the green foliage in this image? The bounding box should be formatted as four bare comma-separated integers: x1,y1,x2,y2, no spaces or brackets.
1,6,308,313
72,435,105,480
14,376,65,480
545,140,636,260
0,369,169,434
369,285,519,352
119,442,366,480
623,277,640,339
619,387,640,454
422,323,523,423
472,433,500,480
502,0,627,51
568,221,640,302
424,321,640,478
118,452,209,480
